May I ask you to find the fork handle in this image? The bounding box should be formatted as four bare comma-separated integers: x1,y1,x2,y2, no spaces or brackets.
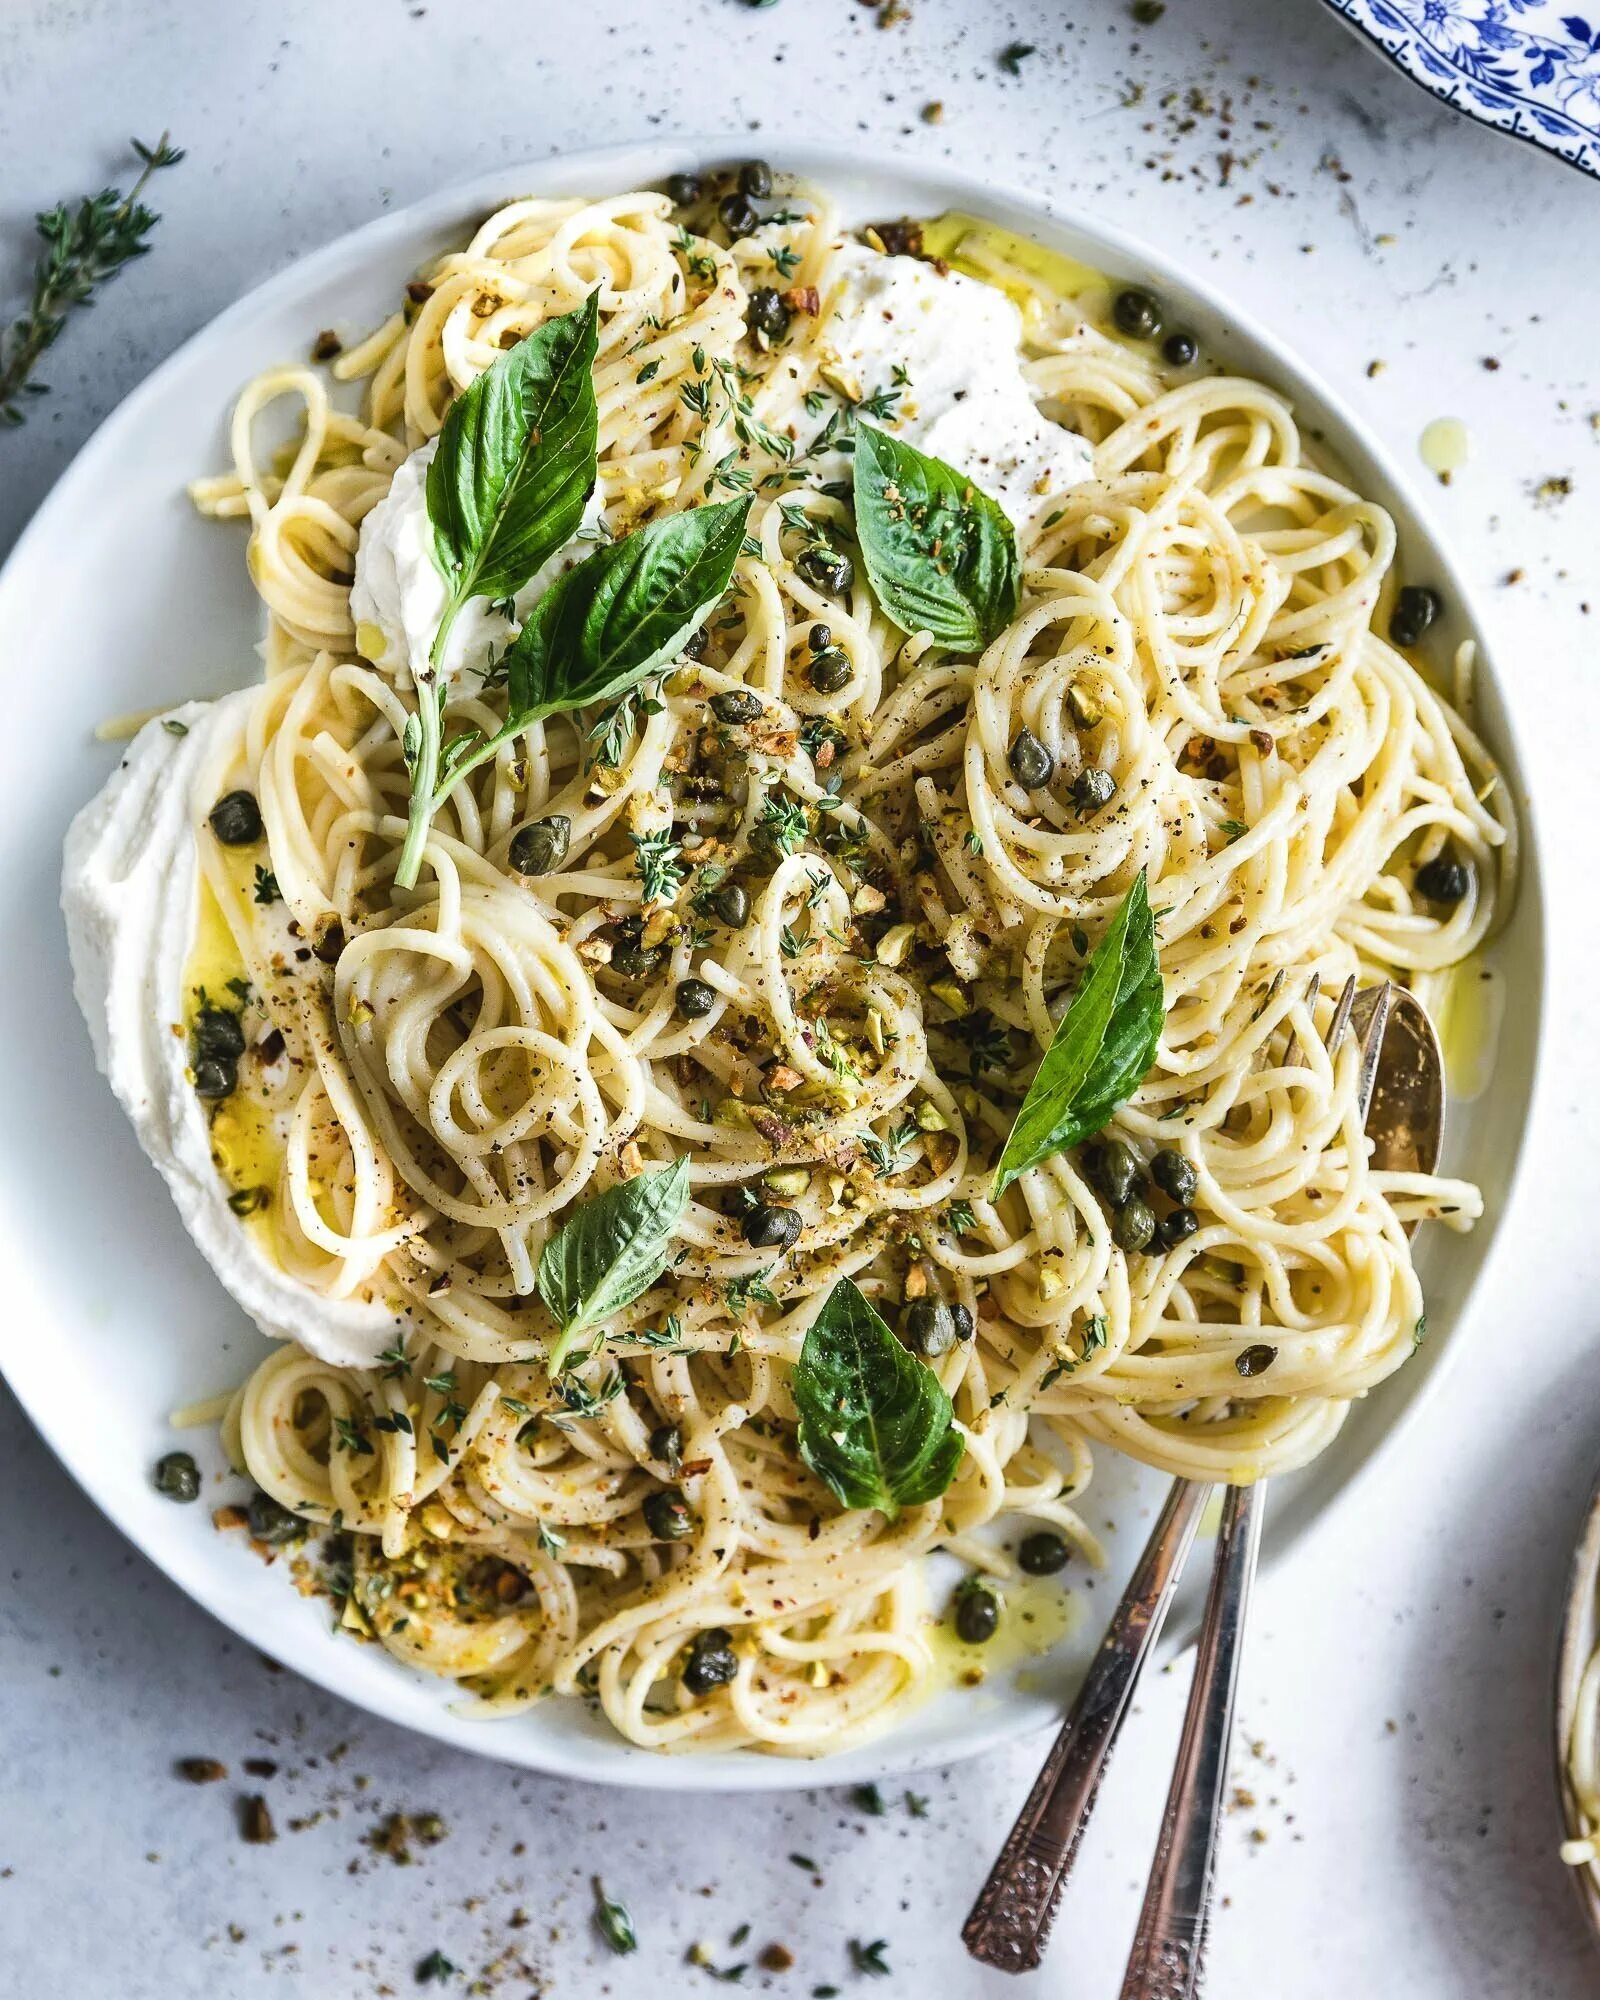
962,1476,1210,1973
1119,1479,1266,2000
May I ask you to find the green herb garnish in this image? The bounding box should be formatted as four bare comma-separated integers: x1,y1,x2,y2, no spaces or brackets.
537,1159,690,1373
593,1879,638,1955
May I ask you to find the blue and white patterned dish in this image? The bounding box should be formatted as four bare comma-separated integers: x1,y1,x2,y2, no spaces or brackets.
1324,0,1600,179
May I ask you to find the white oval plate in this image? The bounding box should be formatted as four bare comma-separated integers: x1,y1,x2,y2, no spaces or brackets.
0,138,1546,1791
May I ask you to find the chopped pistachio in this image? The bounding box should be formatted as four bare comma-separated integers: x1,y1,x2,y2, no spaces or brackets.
875,922,916,967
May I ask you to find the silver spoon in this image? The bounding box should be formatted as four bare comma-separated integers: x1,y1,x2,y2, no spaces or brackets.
964,979,1445,1980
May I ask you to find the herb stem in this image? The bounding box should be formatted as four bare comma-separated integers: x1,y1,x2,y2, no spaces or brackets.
395,602,458,891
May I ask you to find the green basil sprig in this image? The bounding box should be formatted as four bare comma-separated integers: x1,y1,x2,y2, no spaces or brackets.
423,495,752,812
395,293,601,888
851,422,1020,652
537,1158,689,1375
792,1278,964,1520
991,871,1164,1200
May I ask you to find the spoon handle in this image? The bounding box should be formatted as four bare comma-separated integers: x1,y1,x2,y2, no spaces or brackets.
1118,1479,1266,2000
962,1476,1210,1973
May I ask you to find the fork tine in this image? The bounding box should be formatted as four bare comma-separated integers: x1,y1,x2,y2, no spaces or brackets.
1281,971,1319,1071
1324,973,1358,1055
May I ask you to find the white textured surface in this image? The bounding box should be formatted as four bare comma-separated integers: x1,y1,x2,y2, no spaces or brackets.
0,2,1597,1995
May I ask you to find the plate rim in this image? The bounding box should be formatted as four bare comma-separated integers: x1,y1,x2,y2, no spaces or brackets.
0,132,1551,1791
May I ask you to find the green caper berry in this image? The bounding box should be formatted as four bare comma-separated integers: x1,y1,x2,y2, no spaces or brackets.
193,1056,238,1101
154,1451,201,1503
208,790,263,846
1155,1205,1199,1251
1017,1530,1070,1576
809,623,832,652
739,159,774,199
681,623,710,661
711,688,764,725
675,977,716,1021
663,171,703,208
950,1303,976,1343
683,1628,738,1694
193,1007,245,1063
808,647,852,694
1416,854,1471,903
1112,1196,1157,1253
1071,766,1116,816
1007,728,1054,789
1389,584,1442,648
508,815,571,877
649,1424,683,1475
719,191,759,238
743,1203,802,1250
1090,1139,1139,1207
747,286,790,342
312,915,346,965
954,1583,1000,1645
643,1488,693,1540
247,1489,303,1545
1112,287,1163,340
1162,330,1198,367
796,545,854,595
711,881,750,927
905,1300,957,1358
610,937,660,980
1235,1343,1277,1378
1150,1148,1198,1204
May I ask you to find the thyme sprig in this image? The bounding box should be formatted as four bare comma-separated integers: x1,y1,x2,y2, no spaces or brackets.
1,133,184,428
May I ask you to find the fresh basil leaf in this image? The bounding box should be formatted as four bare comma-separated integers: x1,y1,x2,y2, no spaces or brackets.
537,1158,690,1373
991,871,1164,1199
426,290,601,635
851,422,1020,651
503,496,751,721
792,1279,964,1521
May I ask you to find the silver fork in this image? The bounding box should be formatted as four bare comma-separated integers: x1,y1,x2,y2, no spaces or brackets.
964,975,1394,1978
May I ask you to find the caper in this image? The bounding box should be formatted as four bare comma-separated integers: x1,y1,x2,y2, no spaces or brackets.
1389,584,1442,649
711,880,751,927
1154,1205,1199,1251
1007,728,1054,789
1112,1196,1157,1253
747,286,791,343
719,191,759,238
1090,1138,1139,1207
681,623,710,661
193,1007,245,1063
154,1451,201,1502
954,1582,1000,1645
675,977,717,1021
193,1056,237,1101
1162,329,1199,368
711,688,764,725
208,790,263,846
1112,287,1164,340
649,1424,683,1476
808,647,852,694
607,918,660,980
664,171,703,209
796,545,854,595
508,815,571,877
1017,1530,1070,1576
683,1627,739,1694
1151,1148,1198,1204
809,623,832,652
1071,766,1117,816
950,1303,976,1343
311,914,346,965
1416,853,1471,904
743,1203,802,1250
1235,1343,1278,1378
905,1299,957,1358
247,1489,303,1545
739,158,774,199
643,1488,693,1540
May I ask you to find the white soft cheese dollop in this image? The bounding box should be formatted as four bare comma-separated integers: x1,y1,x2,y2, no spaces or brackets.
62,696,399,1368
349,437,602,686
812,242,1093,535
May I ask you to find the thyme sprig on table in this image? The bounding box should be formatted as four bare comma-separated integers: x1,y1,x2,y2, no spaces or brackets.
0,133,184,428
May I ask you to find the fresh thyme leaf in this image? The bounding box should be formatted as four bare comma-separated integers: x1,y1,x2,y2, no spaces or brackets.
999,40,1037,73
1219,819,1248,844
333,1416,374,1457
946,1199,977,1236
252,865,280,906
632,828,685,904
849,1939,892,1977
757,790,809,857
851,1781,886,1815
724,1268,777,1313
593,1879,638,1955
416,1947,458,1984
768,243,801,278
791,1278,964,1520
852,423,1019,650
0,133,184,428
537,1158,691,1372
161,716,189,737
992,872,1164,1199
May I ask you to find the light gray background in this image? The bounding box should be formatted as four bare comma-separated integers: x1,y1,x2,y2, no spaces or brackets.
1,2,1597,1995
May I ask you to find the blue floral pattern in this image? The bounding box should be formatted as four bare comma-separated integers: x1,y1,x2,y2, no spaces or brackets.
1324,0,1600,177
